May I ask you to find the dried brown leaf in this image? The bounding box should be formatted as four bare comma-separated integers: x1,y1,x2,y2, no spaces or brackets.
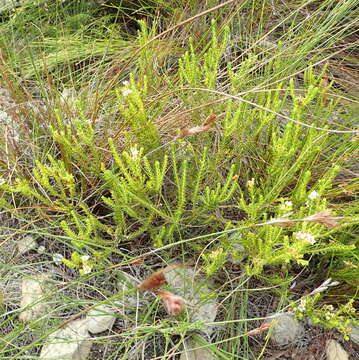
137,263,188,291
202,114,217,126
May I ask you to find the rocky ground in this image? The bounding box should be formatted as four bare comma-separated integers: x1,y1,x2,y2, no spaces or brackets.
1,222,359,359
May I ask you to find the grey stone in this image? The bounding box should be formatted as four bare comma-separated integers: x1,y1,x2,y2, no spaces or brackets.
349,325,359,346
266,313,304,345
18,275,50,322
0,0,30,14
40,318,92,360
86,305,116,334
180,337,215,360
325,339,349,360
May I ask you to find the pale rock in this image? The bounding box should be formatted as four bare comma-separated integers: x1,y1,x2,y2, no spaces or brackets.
86,304,116,334
349,325,359,347
325,339,349,360
17,235,37,255
180,337,215,360
40,318,92,360
19,275,50,322
0,0,19,13
266,313,304,345
165,266,218,336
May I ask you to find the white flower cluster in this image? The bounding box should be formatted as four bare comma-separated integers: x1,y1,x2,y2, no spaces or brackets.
308,191,320,200
0,110,11,123
246,177,255,187
293,231,316,244
279,200,293,212
52,253,63,265
121,80,133,97
130,145,140,159
297,298,307,312
81,255,92,274
305,190,320,206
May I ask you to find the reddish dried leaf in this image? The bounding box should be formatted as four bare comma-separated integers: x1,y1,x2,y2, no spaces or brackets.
137,272,166,291
137,263,187,291
202,114,217,126
156,290,185,316
180,125,210,137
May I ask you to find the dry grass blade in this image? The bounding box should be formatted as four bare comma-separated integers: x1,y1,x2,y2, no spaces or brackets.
303,211,342,228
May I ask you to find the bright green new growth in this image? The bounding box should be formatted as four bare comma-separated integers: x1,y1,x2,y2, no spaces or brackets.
1,17,357,277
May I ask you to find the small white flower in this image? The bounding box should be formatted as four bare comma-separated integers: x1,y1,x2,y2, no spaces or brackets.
122,80,130,86
81,255,90,262
297,298,306,312
246,177,255,187
122,88,133,97
294,231,316,244
279,200,293,211
0,177,6,186
52,253,64,265
130,146,139,158
308,191,320,200
82,264,92,274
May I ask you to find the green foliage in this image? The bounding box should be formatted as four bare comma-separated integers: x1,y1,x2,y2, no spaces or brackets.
179,21,230,90
294,295,357,339
1,41,357,279
116,76,161,150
